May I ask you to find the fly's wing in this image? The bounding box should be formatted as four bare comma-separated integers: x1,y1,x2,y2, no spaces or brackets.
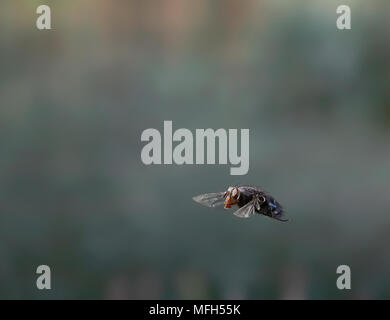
232,199,257,218
192,192,225,208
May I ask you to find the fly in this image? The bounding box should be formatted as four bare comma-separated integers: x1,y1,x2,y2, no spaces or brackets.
193,185,287,222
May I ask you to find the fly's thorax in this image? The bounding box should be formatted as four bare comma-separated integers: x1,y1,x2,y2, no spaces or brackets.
237,192,253,208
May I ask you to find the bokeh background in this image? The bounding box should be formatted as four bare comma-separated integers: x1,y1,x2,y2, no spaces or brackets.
1,0,390,299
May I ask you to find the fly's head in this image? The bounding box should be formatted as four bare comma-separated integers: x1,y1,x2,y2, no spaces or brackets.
223,186,240,208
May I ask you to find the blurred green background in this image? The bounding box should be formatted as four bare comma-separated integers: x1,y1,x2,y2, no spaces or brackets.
1,0,390,299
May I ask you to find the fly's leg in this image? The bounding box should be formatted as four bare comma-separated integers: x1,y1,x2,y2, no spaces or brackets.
253,196,261,211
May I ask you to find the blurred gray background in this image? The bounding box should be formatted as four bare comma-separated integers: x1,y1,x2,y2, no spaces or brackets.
1,0,390,299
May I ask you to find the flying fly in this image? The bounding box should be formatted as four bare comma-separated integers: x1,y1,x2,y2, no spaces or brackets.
193,185,287,222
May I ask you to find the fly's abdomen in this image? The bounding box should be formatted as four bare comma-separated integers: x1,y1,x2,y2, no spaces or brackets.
264,196,285,220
